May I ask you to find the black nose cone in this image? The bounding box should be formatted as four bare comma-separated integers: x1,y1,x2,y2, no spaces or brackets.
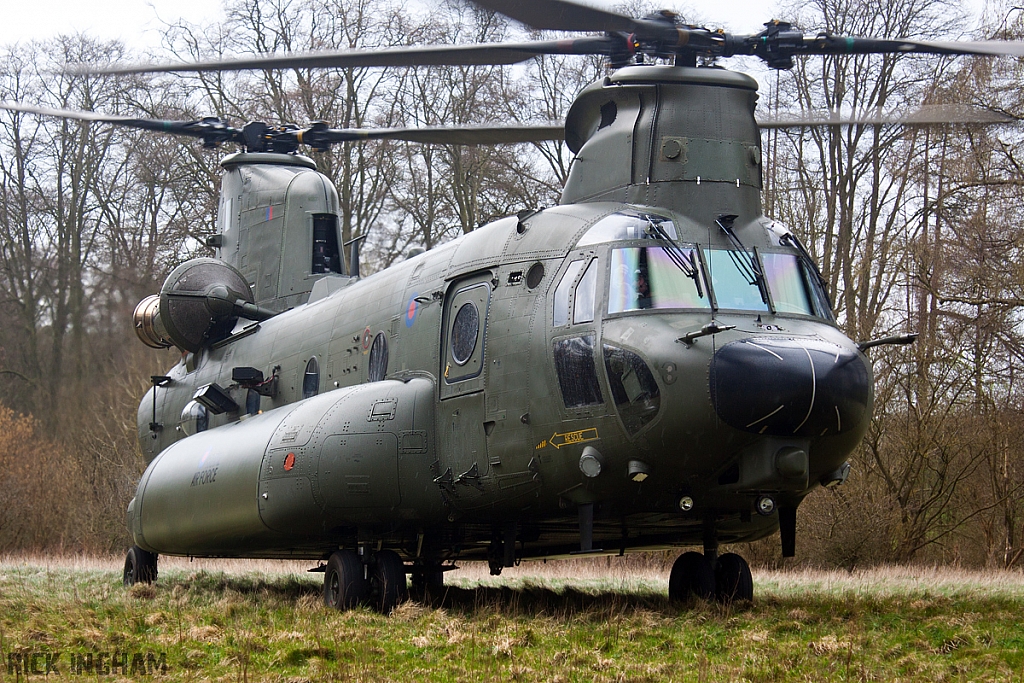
710,337,870,436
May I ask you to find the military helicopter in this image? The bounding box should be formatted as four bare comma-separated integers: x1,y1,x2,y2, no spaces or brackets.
6,0,1021,612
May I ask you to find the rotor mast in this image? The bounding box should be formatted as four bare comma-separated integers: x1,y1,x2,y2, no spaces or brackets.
561,66,762,227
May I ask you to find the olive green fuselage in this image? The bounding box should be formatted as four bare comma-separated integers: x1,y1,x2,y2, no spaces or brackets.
130,65,872,563
133,203,868,561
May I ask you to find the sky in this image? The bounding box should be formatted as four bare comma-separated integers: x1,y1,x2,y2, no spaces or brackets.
0,0,991,99
0,0,226,51
0,0,783,51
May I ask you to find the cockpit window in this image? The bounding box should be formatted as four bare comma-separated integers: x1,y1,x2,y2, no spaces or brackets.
608,247,710,313
553,259,585,327
703,249,769,312
801,260,835,321
574,260,598,324
761,252,814,315
577,210,677,247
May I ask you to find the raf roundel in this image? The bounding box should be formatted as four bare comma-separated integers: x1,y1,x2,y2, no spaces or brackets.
405,294,418,327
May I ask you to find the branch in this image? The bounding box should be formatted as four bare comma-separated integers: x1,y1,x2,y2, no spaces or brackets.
938,296,1024,307
0,369,38,387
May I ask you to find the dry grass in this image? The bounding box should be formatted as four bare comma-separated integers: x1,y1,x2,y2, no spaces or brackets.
4,555,1024,681
7,553,1024,596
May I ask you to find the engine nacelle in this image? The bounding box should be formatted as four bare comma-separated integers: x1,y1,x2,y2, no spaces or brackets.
133,258,257,352
127,377,443,557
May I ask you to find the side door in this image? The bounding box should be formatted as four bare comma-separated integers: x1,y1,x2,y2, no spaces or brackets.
436,273,493,503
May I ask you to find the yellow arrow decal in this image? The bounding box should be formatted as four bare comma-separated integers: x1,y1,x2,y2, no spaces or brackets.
549,428,599,449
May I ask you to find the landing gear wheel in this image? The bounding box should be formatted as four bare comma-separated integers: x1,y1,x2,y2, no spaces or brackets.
370,549,408,613
714,553,753,602
411,564,444,593
324,550,368,610
123,546,158,586
668,551,715,602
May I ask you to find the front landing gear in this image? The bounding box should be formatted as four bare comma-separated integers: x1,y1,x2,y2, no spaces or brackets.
123,546,158,586
668,551,715,601
715,553,753,602
668,551,753,603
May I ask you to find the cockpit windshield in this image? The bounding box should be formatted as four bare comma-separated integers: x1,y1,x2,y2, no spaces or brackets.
763,251,834,319
703,248,769,312
608,247,710,313
761,252,813,315
582,211,834,320
577,210,677,247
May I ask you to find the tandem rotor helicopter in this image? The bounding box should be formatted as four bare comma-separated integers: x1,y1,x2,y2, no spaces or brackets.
4,0,1022,611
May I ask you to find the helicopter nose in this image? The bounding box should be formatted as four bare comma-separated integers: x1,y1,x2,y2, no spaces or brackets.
709,337,870,437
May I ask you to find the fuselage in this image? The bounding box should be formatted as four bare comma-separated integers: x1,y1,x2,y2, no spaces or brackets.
133,201,870,561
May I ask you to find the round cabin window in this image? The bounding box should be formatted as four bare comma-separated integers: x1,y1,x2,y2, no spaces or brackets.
526,262,545,289
368,332,388,382
450,302,480,366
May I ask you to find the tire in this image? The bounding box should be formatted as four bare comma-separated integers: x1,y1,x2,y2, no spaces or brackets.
123,546,158,586
668,551,715,602
371,549,408,613
715,553,753,603
323,550,368,610
411,565,444,592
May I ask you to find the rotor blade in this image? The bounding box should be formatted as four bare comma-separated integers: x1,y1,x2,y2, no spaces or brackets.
758,105,1015,129
729,25,1024,66
311,123,565,145
0,100,241,143
472,0,718,51
470,0,642,33
908,39,1024,56
807,36,1024,58
80,37,624,76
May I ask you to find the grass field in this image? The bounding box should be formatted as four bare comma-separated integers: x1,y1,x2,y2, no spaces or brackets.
2,556,1024,681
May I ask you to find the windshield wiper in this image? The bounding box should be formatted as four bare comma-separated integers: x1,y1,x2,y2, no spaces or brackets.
716,214,770,307
779,232,832,306
643,217,705,298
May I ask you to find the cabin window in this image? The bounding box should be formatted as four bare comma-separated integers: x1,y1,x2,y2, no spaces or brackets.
368,332,389,382
553,335,603,408
553,259,585,326
302,357,320,399
442,280,490,388
526,262,545,289
703,248,769,312
608,247,709,313
577,210,677,247
604,345,660,434
761,252,814,315
451,302,480,366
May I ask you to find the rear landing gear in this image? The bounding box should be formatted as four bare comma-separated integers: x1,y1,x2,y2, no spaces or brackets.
411,563,445,595
369,549,409,613
323,549,409,613
668,550,753,603
324,550,368,610
123,546,158,586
